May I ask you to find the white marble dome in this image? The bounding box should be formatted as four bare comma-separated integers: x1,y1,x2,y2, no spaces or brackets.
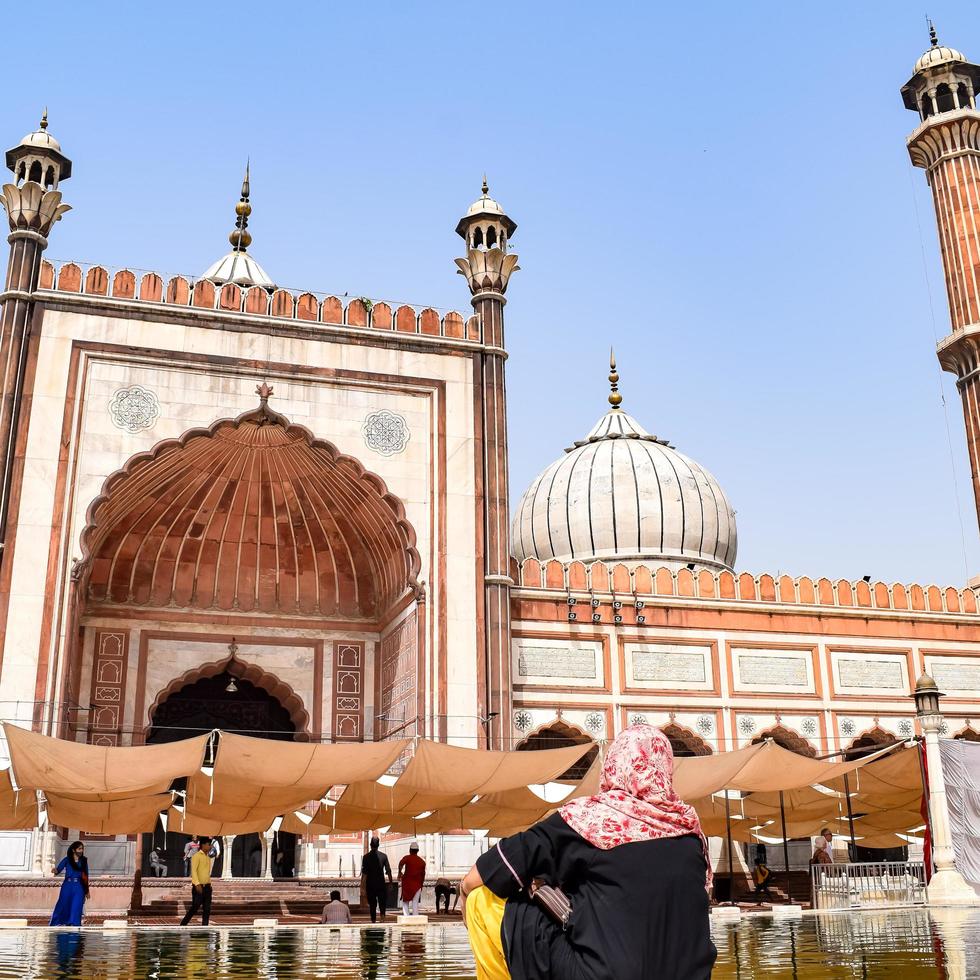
512,405,737,571
914,43,967,74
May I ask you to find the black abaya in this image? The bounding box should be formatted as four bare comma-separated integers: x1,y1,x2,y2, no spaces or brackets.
476,812,716,980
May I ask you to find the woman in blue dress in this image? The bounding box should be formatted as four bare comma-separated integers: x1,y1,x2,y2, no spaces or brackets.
50,841,89,926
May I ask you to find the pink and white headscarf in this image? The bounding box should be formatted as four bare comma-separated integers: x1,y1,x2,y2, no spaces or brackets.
559,725,712,889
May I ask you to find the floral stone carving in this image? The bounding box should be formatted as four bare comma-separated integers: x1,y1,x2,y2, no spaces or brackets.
362,410,409,457
109,385,160,433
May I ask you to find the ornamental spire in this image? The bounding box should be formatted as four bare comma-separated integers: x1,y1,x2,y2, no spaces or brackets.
608,348,623,409
928,17,938,47
228,161,252,252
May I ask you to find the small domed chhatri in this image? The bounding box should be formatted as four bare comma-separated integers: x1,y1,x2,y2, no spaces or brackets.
511,353,737,571
202,162,275,290
914,21,967,73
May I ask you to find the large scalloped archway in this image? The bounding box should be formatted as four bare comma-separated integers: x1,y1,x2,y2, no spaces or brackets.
77,396,420,620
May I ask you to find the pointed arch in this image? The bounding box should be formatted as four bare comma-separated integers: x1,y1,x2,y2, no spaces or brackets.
516,720,597,780
752,724,816,758
843,725,899,761
78,400,420,620
146,654,310,738
660,723,712,757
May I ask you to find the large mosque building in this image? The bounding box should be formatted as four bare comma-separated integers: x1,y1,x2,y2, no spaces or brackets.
0,29,979,876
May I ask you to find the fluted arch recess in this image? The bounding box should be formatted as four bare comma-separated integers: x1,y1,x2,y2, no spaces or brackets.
81,408,420,619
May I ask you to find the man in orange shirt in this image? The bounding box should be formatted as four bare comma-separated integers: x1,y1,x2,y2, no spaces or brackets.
398,841,426,916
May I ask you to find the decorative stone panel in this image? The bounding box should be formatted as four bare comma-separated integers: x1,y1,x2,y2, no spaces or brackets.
512,639,603,688
88,630,129,746
362,410,409,457
332,642,364,742
108,385,160,433
378,610,418,737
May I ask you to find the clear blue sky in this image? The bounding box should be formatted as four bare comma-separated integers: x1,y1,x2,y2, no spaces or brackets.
3,1,977,584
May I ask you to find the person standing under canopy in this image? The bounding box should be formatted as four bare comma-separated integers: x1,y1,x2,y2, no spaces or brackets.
361,836,393,923
461,725,717,980
398,841,426,916
50,841,89,926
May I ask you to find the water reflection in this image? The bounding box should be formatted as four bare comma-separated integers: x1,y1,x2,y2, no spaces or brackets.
1,913,978,978
711,909,980,979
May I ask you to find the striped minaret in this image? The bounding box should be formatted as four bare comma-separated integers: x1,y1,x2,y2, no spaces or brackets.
455,179,519,748
0,113,71,550
904,27,980,531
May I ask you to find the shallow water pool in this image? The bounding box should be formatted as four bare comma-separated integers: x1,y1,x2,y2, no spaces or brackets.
2,909,979,978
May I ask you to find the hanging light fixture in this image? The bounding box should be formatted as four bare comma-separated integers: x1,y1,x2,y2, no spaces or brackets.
225,638,239,694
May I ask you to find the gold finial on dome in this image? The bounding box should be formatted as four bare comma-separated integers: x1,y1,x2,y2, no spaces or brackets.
482,174,489,196
228,160,253,252
608,348,623,408
40,108,48,131
928,17,939,47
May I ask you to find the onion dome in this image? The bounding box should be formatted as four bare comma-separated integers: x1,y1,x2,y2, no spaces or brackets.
4,110,72,186
17,112,63,153
511,353,737,571
455,176,517,241
914,22,967,73
202,162,274,290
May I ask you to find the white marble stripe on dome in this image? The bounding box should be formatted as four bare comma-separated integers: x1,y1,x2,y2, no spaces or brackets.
649,441,685,553
634,439,666,550
549,446,583,560
686,455,720,561
620,436,643,553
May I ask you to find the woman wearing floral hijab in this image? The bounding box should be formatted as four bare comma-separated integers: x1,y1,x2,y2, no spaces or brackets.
461,725,715,980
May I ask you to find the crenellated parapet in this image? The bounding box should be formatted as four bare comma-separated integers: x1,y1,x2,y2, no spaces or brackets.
36,259,479,343
512,557,980,616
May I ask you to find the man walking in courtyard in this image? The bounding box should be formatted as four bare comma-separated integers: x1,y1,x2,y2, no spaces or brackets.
180,835,213,927
360,836,393,923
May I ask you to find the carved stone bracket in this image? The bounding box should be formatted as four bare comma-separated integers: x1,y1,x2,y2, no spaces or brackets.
454,248,520,295
0,182,70,237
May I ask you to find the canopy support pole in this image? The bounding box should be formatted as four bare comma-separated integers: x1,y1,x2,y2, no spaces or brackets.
915,737,934,873
724,789,735,900
778,790,790,874
843,772,857,861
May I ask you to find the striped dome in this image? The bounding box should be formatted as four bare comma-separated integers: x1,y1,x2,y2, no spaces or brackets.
512,407,737,571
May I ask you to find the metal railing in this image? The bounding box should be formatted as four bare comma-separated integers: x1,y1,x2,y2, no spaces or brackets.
810,861,926,910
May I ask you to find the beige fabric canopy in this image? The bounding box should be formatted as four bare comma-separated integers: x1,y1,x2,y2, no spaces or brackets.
0,770,37,831
165,805,283,837
675,740,901,798
691,746,924,846
3,724,208,801
180,735,409,829
322,741,594,833
394,740,594,795
46,793,173,834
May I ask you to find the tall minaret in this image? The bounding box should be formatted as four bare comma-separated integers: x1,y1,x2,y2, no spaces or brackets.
455,179,519,747
904,28,980,533
0,114,71,549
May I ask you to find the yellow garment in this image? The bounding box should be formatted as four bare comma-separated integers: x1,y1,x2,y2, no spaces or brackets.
466,886,510,980
190,849,211,886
